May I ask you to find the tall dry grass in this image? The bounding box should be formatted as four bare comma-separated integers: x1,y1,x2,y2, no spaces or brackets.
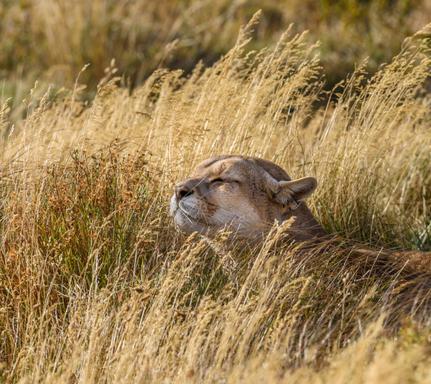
1,0,430,122
1,17,431,383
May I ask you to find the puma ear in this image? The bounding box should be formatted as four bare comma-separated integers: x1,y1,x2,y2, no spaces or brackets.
271,177,317,209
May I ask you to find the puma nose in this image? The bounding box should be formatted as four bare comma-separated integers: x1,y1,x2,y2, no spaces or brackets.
175,184,193,201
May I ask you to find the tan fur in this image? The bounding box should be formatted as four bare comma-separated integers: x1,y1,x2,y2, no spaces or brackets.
170,155,431,276
170,155,325,240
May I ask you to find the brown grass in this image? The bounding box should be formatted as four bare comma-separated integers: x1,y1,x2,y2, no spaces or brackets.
1,17,431,383
2,0,431,122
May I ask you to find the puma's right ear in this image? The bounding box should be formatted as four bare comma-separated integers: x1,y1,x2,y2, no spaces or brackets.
279,177,317,201
267,177,317,210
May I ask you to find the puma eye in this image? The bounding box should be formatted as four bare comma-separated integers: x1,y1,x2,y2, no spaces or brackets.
210,178,240,187
210,178,224,186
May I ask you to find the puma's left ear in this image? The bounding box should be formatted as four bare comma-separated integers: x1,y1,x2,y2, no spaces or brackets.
273,177,317,209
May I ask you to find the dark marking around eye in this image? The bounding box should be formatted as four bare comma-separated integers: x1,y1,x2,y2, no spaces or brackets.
210,178,241,185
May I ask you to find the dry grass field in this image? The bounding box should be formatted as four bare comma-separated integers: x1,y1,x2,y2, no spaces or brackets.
1,8,431,384
2,0,431,122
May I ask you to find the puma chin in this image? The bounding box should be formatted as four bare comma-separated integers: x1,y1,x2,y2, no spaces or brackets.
170,155,326,241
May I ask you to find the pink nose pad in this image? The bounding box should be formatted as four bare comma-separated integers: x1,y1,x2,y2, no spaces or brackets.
175,185,193,201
